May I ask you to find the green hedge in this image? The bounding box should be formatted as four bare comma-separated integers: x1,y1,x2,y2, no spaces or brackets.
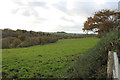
65,30,119,79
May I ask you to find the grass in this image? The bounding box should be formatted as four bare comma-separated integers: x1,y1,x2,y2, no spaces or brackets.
2,37,99,78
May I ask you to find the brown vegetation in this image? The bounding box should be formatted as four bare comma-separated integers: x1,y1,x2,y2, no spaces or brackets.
2,29,96,49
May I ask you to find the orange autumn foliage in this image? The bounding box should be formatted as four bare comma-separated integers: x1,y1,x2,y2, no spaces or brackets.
83,9,120,36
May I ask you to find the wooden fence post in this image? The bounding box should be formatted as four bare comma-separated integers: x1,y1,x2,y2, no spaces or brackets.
113,52,120,80
107,51,114,79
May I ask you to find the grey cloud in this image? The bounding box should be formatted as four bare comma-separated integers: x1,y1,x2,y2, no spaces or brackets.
22,9,31,16
13,1,24,6
26,8,39,17
53,24,83,33
52,0,67,12
28,1,46,7
12,1,41,17
12,7,39,17
13,0,46,7
61,17,74,22
99,2,117,10
73,2,99,16
53,1,118,17
73,2,118,17
11,0,50,23
12,8,20,14
52,1,97,17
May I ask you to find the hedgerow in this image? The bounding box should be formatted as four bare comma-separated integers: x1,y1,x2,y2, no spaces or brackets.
65,29,120,79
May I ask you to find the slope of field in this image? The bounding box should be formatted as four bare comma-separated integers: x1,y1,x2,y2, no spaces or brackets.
2,37,99,78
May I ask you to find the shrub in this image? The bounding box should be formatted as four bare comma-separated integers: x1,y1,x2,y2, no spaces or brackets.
18,35,26,41
38,36,47,45
45,36,58,43
2,37,22,49
10,38,22,48
18,37,39,47
2,36,58,48
2,38,9,49
38,36,58,45
0,39,1,49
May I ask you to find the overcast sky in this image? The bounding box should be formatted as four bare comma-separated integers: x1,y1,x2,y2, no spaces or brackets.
0,0,120,33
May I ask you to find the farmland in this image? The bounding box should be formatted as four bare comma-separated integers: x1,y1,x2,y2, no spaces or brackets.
2,37,99,78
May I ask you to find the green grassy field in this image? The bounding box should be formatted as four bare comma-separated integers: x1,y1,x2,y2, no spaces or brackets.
2,37,99,78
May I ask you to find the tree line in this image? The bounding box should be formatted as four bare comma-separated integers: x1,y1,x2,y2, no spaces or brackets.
2,29,58,49
2,29,96,49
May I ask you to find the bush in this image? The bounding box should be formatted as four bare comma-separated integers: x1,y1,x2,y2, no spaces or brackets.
2,36,58,48
38,36,47,45
10,38,22,48
18,37,40,47
18,35,26,41
2,29,60,49
2,37,22,49
0,39,2,49
44,36,58,43
38,36,58,45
